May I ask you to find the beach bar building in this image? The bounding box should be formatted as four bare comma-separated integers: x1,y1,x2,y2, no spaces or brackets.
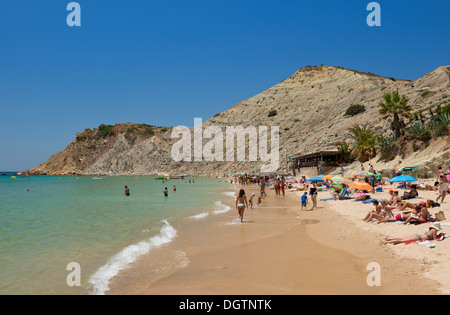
291,149,344,176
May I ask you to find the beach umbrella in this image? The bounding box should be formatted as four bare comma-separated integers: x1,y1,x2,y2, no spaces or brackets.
348,181,373,191
286,178,298,183
307,176,325,183
322,175,334,180
388,174,418,183
331,182,343,190
344,174,356,179
330,176,345,181
354,171,375,177
395,167,419,174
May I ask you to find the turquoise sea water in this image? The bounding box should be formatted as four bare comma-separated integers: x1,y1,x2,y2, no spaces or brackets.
0,175,233,295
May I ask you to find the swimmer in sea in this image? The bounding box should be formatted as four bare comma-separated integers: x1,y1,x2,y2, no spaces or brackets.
163,187,168,197
125,186,130,196
235,189,248,222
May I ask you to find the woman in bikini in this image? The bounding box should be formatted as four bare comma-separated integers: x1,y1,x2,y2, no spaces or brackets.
401,204,431,225
236,189,248,223
436,175,448,204
309,182,318,209
383,223,443,244
388,191,402,209
363,200,394,222
363,200,382,222
377,205,420,224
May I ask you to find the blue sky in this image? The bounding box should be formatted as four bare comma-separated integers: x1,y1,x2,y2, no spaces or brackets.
1,0,449,171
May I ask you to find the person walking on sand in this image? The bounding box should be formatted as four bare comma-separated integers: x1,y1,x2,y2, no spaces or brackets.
124,186,130,196
437,166,444,182
436,175,448,204
260,180,266,197
301,192,308,211
236,189,248,222
310,182,318,209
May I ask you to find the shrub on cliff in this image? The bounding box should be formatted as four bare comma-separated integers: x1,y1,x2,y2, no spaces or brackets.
268,110,277,117
98,124,114,137
344,104,366,117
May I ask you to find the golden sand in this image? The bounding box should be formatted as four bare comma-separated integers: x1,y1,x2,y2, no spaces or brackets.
106,181,447,295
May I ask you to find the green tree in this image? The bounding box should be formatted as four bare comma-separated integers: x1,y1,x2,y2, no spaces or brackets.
348,123,379,162
336,141,353,163
378,90,412,138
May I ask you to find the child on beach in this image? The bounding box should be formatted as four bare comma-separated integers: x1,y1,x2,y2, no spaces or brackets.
301,192,308,210
249,193,255,209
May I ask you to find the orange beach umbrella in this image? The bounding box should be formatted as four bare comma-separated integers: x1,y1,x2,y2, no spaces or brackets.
348,181,373,191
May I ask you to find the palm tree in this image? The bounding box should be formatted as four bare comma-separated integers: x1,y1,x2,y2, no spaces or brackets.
348,124,378,162
378,90,412,138
336,141,353,163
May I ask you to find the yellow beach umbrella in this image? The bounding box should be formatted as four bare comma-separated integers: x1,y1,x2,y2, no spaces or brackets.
322,175,334,180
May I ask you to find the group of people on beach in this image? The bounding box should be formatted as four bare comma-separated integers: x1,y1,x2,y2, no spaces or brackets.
233,164,449,245
357,165,449,245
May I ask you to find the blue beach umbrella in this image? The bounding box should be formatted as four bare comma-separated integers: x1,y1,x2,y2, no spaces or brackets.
388,174,418,183
307,176,325,183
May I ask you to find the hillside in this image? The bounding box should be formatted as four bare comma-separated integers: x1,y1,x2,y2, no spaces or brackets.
23,65,450,177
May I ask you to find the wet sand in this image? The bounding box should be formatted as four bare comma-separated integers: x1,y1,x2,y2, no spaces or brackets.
107,183,441,295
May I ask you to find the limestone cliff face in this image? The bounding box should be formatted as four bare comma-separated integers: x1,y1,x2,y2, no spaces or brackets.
24,65,450,176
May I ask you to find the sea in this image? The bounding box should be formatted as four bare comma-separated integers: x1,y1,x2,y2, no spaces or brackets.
0,174,235,295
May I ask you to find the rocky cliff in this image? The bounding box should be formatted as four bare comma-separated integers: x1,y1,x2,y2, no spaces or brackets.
24,65,450,177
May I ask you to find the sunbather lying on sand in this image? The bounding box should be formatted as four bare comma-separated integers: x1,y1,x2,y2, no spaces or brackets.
377,206,420,224
383,223,443,244
401,185,418,200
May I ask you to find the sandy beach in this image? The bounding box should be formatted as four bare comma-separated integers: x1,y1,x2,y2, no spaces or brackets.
106,179,447,295
301,181,450,294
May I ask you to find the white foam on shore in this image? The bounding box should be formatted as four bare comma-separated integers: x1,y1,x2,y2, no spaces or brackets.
213,201,231,214
88,220,177,295
188,212,209,220
223,191,236,198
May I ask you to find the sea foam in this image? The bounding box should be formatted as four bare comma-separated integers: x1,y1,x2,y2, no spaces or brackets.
188,212,209,220
213,201,231,214
88,220,177,295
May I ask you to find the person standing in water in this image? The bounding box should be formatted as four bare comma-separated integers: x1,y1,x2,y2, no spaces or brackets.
235,189,248,223
124,186,130,196
163,187,168,197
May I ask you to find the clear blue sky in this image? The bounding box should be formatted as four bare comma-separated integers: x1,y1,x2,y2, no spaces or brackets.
1,0,449,171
